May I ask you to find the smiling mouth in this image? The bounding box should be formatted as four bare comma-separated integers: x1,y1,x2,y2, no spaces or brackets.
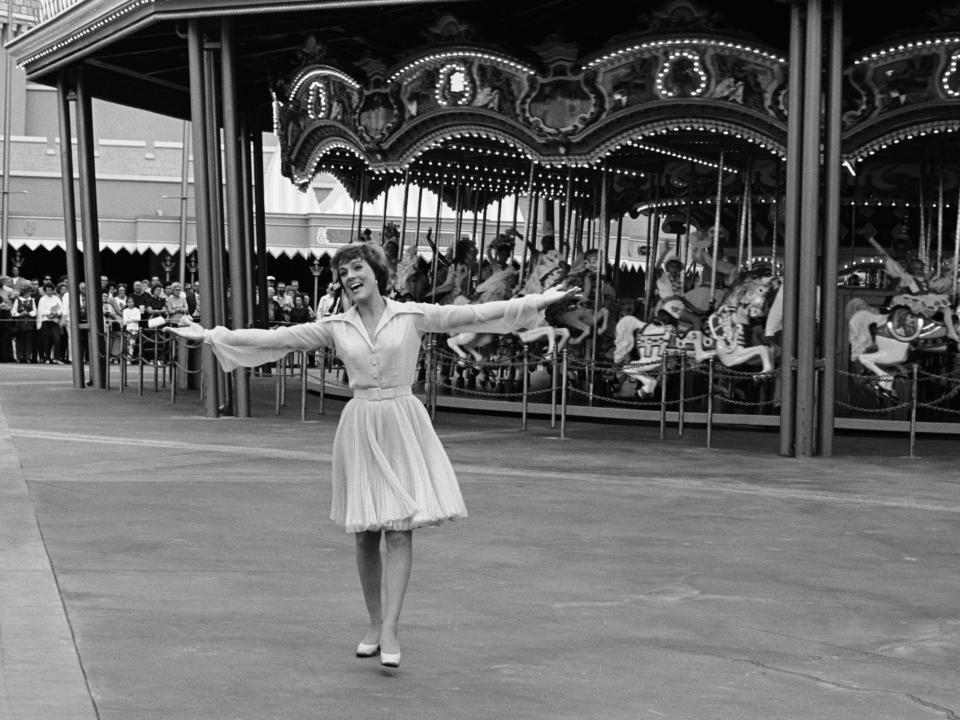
348,281,364,292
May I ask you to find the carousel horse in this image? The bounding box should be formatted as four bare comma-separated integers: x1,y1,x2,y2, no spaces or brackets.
446,267,570,362
846,296,956,402
612,317,716,397
611,270,780,398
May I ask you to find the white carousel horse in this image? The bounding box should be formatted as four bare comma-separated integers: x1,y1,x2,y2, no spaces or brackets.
557,304,610,344
612,316,715,397
846,296,954,402
611,271,780,398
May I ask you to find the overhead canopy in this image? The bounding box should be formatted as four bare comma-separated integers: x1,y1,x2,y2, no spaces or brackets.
12,0,960,248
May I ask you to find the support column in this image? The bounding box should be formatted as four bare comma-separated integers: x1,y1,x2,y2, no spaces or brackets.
220,18,250,417
252,128,268,328
795,0,824,457
240,115,256,325
187,20,220,418
74,66,105,389
779,4,805,457
56,73,84,389
818,0,843,456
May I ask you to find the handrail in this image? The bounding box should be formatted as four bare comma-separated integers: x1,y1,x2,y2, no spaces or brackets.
38,0,81,23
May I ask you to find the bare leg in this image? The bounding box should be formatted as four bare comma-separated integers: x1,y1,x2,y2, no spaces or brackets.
380,530,413,655
355,531,383,646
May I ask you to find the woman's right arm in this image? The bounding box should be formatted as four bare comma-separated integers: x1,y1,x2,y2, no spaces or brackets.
169,320,335,372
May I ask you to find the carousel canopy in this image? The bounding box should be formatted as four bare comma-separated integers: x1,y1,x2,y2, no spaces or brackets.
13,0,960,253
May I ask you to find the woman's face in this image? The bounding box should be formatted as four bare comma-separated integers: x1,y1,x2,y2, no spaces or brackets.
338,257,378,303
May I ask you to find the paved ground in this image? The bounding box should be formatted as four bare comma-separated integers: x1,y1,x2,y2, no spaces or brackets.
1,363,959,720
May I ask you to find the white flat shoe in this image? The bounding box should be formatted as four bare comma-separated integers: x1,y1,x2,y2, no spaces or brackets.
380,650,401,668
356,641,380,658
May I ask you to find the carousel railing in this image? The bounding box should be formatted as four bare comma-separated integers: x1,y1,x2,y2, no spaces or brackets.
109,324,960,457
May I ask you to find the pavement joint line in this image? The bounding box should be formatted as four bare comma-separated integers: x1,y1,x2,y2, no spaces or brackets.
10,428,959,514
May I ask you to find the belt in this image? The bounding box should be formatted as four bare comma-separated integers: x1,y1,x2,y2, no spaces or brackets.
352,386,412,401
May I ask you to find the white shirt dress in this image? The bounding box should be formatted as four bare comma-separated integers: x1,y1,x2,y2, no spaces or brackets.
204,295,543,533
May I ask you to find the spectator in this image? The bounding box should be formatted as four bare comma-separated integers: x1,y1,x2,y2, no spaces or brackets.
287,293,314,324
11,287,36,362
56,282,70,362
132,280,152,311
121,295,141,361
165,282,188,325
146,284,168,323
317,282,339,318
0,277,14,362
37,283,63,363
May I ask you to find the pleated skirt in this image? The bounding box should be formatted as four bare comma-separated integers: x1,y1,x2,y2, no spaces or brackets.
330,394,467,533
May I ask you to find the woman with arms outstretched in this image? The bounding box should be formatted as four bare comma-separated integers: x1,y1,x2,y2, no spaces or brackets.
167,243,578,669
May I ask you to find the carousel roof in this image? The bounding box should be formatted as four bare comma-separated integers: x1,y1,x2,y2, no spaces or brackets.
12,0,960,247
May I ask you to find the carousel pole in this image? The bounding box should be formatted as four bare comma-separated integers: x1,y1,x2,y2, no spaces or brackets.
613,215,624,296
795,0,825,457
736,176,747,271
919,166,927,266
745,157,754,267
818,0,843,457
709,151,725,303
356,172,367,240
779,1,805,456
431,172,446,295
477,191,488,290
563,168,574,263
953,179,960,298
348,167,360,242
380,181,391,241
521,176,539,281
399,169,411,258
937,164,944,270
683,164,695,269
414,181,424,249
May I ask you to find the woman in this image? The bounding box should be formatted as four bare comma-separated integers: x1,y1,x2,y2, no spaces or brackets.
167,243,577,669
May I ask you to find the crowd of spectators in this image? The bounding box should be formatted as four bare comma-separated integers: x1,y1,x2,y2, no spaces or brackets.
0,269,324,364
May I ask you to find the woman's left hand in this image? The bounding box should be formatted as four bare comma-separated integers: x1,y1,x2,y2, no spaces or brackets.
538,285,581,308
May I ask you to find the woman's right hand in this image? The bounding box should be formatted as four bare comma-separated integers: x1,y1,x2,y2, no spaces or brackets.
163,318,205,342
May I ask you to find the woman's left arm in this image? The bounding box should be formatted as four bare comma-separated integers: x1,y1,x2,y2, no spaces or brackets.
414,286,579,335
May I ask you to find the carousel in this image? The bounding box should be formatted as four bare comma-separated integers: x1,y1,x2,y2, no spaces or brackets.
11,0,960,456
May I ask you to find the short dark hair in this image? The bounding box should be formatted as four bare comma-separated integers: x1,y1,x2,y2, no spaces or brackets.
332,243,390,295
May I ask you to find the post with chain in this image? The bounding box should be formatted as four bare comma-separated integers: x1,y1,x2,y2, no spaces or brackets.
521,345,529,430
560,349,569,439
909,363,919,458
678,350,686,438
550,349,558,429
659,351,668,440
300,352,308,423
706,357,715,449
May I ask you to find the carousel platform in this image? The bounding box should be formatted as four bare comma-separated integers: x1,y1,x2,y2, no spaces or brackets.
1,363,958,720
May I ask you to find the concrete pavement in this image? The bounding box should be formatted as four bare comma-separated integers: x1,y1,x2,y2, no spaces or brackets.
1,363,958,720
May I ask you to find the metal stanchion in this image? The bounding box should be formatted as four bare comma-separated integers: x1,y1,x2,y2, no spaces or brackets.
706,357,715,449
678,350,686,438
550,349,558,429
138,331,145,396
659,351,668,440
170,347,178,404
319,348,326,415
300,351,308,422
909,363,919,458
560,349,569,439
104,324,112,391
274,358,282,414
430,333,440,421
118,330,126,394
521,345,529,430
153,332,160,393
